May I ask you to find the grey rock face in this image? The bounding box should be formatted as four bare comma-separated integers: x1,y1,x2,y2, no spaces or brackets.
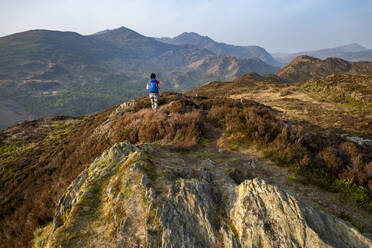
157,178,372,248
52,141,139,231
160,179,219,248
141,173,150,187
224,179,372,248
53,169,89,229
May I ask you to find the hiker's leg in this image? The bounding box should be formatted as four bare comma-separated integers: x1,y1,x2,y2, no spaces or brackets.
154,94,159,110
149,94,155,109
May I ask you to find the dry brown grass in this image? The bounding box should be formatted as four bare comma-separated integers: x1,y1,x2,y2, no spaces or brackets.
204,97,372,204
188,73,372,137
113,108,202,147
0,108,116,247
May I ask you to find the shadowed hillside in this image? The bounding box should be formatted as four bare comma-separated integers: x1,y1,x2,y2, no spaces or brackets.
0,27,278,130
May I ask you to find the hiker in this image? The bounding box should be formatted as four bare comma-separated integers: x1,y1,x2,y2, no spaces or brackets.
146,73,160,111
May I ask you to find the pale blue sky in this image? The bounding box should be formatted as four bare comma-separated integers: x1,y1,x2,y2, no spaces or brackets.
0,0,371,52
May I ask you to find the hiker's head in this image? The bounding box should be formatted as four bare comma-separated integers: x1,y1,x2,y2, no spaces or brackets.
150,73,156,79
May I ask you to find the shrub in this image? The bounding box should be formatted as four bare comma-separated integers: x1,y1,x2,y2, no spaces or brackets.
114,103,202,147
332,179,372,211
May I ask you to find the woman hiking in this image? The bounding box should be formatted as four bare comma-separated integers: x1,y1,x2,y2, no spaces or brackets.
146,73,160,111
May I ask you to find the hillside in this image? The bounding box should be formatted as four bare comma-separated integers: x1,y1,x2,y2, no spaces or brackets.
156,32,281,67
172,56,278,89
188,72,372,137
0,27,278,130
276,55,372,82
342,49,372,62
1,92,372,247
273,43,372,64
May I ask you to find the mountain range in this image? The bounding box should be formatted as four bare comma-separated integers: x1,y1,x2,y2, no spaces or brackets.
0,27,279,130
273,43,372,65
157,32,281,67
1,26,372,132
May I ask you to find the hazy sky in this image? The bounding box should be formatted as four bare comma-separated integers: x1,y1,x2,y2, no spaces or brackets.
1,0,371,53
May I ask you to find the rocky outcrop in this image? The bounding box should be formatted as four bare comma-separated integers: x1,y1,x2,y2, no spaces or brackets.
224,179,371,248
52,141,140,231
34,141,372,248
159,179,219,247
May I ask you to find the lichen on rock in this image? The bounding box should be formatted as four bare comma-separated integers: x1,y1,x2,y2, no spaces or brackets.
224,178,372,248
34,141,372,248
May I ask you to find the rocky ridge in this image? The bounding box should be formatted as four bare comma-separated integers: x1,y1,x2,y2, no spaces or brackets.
156,32,281,67
277,55,372,82
34,141,372,248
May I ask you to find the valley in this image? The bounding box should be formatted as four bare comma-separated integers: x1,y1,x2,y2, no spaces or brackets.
0,27,279,130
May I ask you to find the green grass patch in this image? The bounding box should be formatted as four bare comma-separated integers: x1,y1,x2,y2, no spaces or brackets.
50,124,67,130
48,125,71,141
32,222,54,248
142,192,149,206
228,143,239,151
0,142,19,154
302,80,370,109
199,138,211,145
287,176,298,182
283,105,300,110
58,129,71,136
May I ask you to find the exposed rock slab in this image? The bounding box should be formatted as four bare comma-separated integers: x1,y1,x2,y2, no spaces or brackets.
160,179,218,248
34,142,372,248
224,179,372,248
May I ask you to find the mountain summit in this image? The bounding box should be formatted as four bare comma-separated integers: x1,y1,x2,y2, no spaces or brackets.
94,26,146,41
156,32,281,67
169,32,216,46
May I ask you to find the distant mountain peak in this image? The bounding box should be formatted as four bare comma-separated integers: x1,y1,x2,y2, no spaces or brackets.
94,26,144,40
174,32,214,43
180,32,200,36
178,32,209,38
334,43,368,52
116,26,136,32
155,31,281,67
